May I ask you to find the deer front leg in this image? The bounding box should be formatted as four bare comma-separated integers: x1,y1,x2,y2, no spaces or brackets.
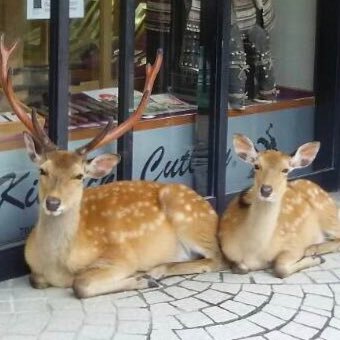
274,251,323,278
305,239,340,257
146,256,223,280
73,262,157,299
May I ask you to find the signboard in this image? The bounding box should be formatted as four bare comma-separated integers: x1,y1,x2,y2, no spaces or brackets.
27,0,84,20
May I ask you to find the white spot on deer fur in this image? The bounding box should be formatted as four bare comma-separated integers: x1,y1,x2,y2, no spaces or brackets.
283,205,293,214
84,210,89,215
116,211,124,219
154,216,165,226
173,212,186,221
185,204,192,211
91,205,96,211
162,187,170,195
307,188,316,198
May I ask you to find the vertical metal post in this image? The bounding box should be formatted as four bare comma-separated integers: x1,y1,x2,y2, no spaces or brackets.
208,0,230,214
117,0,135,180
99,0,113,87
48,0,70,149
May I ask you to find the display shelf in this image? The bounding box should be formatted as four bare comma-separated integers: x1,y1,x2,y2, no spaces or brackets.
229,86,314,117
0,86,314,152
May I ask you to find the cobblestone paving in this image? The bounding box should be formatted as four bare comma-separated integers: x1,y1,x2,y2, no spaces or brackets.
1,253,340,339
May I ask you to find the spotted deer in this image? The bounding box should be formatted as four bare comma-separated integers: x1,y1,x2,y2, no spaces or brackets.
219,133,340,278
0,35,222,298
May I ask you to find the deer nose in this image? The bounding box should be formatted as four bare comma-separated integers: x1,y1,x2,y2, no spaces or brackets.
46,196,61,212
260,185,273,198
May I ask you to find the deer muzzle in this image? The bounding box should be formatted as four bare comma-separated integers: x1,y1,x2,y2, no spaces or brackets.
45,196,62,213
260,185,273,199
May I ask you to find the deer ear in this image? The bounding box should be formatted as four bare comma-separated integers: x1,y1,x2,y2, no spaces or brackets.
233,134,258,164
289,142,320,169
23,132,43,164
85,153,121,179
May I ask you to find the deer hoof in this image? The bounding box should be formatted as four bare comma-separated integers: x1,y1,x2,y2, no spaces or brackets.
73,278,91,299
310,254,325,265
29,274,50,289
231,263,249,275
274,265,289,279
142,275,159,288
146,265,166,280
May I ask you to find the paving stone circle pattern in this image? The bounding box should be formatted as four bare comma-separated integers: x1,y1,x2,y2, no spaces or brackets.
0,253,340,339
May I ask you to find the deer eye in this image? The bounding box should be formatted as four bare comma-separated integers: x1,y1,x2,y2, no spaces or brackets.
254,164,261,170
282,168,289,174
73,174,84,180
39,168,48,176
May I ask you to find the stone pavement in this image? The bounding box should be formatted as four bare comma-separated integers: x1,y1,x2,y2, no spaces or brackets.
1,252,340,340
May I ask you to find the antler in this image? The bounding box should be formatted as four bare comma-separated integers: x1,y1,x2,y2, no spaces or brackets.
75,49,163,155
1,33,162,154
0,34,57,151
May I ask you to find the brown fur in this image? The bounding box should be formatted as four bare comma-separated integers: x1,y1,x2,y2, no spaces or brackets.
25,151,223,298
219,135,340,278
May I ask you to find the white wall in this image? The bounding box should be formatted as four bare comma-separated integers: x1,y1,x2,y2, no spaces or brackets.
271,0,317,91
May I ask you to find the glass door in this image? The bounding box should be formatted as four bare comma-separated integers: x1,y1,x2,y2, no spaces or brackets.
0,0,50,255
122,0,229,210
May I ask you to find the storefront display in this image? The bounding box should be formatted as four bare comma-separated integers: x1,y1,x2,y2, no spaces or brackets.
229,0,277,110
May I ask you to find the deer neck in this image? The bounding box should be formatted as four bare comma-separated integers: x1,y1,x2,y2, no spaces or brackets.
244,194,283,248
36,202,81,256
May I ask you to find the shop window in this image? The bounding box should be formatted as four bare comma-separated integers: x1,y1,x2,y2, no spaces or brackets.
226,0,320,194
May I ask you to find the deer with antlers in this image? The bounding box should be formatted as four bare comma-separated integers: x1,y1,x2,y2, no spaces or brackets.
219,134,340,278
0,35,222,298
